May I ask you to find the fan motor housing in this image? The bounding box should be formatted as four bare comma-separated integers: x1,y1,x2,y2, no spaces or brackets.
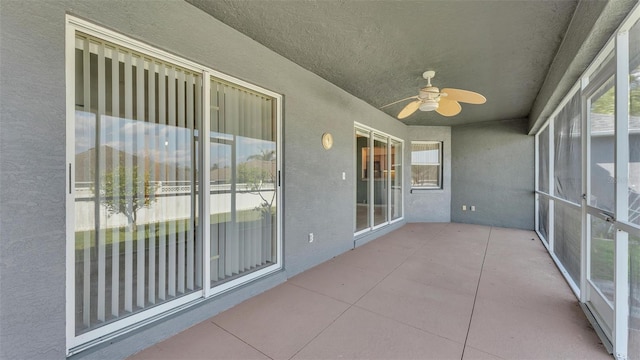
419,99,439,112
419,86,440,100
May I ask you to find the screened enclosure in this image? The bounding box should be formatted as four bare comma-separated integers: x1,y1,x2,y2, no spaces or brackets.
535,9,640,358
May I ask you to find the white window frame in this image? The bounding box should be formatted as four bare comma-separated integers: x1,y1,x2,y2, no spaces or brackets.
410,140,443,190
65,15,282,355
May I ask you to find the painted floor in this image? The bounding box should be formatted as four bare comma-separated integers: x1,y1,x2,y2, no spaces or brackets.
129,223,610,360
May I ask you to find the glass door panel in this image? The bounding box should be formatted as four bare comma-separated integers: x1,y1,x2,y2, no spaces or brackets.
586,70,616,335
630,21,640,226
629,234,640,358
355,130,370,232
73,35,202,335
209,79,277,287
373,136,388,226
390,139,402,221
553,202,581,286
589,78,616,212
589,216,615,304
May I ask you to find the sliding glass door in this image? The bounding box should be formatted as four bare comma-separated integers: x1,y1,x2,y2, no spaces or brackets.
390,139,403,221
355,130,371,232
67,18,282,352
354,124,403,235
73,34,202,335
373,135,389,227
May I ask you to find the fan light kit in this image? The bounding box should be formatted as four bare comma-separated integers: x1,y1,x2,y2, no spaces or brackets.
380,70,486,119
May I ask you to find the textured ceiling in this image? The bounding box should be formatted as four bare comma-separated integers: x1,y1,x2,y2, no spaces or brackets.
189,0,579,126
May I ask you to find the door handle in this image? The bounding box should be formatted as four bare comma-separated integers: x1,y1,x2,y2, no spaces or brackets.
599,211,615,222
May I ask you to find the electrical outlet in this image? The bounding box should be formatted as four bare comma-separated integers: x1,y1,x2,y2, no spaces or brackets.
308,233,314,243
471,206,476,212
462,205,467,211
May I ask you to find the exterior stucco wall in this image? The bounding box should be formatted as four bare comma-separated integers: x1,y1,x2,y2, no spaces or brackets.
451,119,535,230
0,1,406,359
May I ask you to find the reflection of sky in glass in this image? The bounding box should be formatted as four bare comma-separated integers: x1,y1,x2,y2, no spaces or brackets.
237,136,275,163
76,111,276,170
209,130,275,169
75,111,193,166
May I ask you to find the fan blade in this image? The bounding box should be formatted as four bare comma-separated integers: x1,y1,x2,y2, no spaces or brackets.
398,100,421,119
441,88,486,104
379,95,419,109
436,98,462,117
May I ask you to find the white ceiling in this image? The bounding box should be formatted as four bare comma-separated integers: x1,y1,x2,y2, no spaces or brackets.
189,0,581,126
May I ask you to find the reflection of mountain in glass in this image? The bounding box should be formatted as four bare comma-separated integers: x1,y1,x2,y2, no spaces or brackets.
75,144,192,182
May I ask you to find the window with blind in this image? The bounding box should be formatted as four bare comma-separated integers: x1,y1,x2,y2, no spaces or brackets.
67,17,281,351
411,141,442,189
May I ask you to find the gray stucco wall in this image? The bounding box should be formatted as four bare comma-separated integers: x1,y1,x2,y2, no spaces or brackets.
451,119,534,230
404,126,452,222
0,1,67,358
0,1,406,359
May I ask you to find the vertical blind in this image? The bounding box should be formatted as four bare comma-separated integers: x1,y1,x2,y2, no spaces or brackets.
209,79,277,286
411,142,441,188
74,34,201,334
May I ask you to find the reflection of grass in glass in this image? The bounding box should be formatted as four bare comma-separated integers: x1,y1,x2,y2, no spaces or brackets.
591,235,640,288
75,208,277,251
554,204,582,284
75,218,192,251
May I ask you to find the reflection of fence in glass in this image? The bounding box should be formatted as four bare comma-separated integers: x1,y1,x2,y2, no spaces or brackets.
74,181,275,231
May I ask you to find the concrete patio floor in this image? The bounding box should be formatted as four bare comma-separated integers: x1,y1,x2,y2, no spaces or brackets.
129,223,610,360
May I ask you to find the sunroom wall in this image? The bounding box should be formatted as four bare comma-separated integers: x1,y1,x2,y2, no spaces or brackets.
451,119,535,230
0,1,408,358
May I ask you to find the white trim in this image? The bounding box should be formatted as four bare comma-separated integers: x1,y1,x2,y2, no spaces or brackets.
353,122,404,142
64,15,77,354
275,83,284,278
210,264,282,296
583,38,616,84
534,132,539,232
535,229,550,252
202,71,212,297
613,30,630,360
66,16,281,101
410,140,443,190
580,75,589,303
68,291,203,353
549,251,581,299
548,118,555,252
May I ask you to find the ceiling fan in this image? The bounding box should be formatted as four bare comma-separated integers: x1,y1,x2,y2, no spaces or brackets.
380,71,486,119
